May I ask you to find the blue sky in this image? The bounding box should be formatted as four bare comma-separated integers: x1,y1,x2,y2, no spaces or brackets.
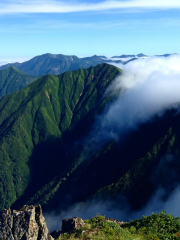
0,0,180,62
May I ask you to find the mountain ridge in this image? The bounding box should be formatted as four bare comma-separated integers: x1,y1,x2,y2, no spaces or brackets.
0,60,180,223
0,66,38,98
0,63,121,211
0,53,105,76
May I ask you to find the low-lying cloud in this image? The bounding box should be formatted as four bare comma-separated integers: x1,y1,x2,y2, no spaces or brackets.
45,55,180,231
45,154,180,232
82,55,180,156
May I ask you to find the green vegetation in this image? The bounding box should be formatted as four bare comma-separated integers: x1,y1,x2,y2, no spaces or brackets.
55,214,161,240
0,63,120,211
122,211,180,240
1,60,180,219
55,212,180,240
0,66,37,97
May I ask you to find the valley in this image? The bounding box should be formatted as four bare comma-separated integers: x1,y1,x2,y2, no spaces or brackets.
0,53,180,239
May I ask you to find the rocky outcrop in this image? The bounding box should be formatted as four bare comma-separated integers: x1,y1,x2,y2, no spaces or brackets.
106,218,125,226
62,217,84,233
0,205,53,240
51,217,84,238
0,208,14,240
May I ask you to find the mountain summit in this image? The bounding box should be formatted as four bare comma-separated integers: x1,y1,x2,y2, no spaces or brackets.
0,54,104,76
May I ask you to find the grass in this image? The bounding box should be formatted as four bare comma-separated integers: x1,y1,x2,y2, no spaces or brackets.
54,212,180,240
55,214,161,240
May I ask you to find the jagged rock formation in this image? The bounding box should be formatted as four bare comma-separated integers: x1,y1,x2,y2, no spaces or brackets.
0,205,53,240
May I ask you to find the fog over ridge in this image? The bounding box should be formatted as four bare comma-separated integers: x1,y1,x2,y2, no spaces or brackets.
85,55,180,150
45,55,180,231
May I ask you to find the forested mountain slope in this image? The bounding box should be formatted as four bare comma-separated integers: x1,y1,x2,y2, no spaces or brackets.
1,62,180,216
0,63,120,211
24,107,180,213
0,67,37,98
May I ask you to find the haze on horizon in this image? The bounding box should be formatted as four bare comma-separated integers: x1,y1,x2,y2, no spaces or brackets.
0,0,180,62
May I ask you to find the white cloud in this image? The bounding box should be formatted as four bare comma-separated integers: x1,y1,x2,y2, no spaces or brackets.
1,0,180,14
0,57,30,66
81,55,180,156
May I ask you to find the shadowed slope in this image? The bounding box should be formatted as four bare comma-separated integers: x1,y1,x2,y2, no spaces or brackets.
0,63,120,211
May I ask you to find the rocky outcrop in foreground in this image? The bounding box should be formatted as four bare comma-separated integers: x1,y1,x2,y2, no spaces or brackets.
0,205,53,240
51,217,85,238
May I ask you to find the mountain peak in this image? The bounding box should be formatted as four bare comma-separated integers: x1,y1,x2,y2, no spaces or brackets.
0,53,104,76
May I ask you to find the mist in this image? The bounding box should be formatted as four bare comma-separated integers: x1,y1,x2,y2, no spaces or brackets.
81,55,180,157
46,183,180,232
45,153,180,232
45,55,180,232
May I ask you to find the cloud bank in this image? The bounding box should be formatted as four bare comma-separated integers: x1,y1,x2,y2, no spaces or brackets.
45,154,180,232
1,0,180,14
44,55,180,232
82,55,180,155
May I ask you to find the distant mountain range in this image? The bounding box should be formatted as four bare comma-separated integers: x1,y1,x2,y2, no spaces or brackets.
103,53,178,64
111,53,147,58
0,53,150,100
0,54,104,76
0,53,177,78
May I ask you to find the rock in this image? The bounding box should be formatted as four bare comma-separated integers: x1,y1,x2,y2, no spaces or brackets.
106,217,125,226
0,208,14,240
13,205,39,240
0,205,54,240
62,217,84,233
35,205,53,240
50,230,61,239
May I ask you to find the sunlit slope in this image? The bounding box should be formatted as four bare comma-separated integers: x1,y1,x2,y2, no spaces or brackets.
0,63,120,211
0,67,37,98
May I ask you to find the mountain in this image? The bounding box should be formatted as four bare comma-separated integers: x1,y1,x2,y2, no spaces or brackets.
0,66,38,98
124,57,138,64
137,53,147,57
24,106,180,213
112,54,136,58
0,53,104,76
155,53,177,57
0,63,121,211
0,62,180,217
111,54,147,59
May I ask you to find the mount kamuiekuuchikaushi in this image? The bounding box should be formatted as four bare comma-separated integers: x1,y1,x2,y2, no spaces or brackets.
0,61,180,220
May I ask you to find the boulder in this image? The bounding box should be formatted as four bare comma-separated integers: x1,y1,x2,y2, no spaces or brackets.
0,205,53,240
62,217,84,233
